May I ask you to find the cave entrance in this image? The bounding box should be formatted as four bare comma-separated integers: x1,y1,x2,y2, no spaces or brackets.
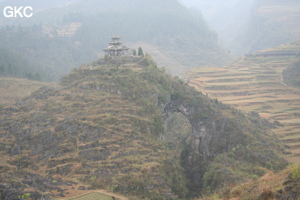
163,112,192,153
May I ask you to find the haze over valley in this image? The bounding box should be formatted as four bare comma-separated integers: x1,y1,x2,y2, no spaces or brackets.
0,0,300,200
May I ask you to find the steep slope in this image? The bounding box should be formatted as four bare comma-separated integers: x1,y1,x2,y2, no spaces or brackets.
186,41,300,165
0,56,286,199
198,164,300,200
231,0,300,55
283,60,300,88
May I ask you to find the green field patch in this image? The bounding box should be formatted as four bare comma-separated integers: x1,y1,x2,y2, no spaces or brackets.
279,118,300,124
65,192,116,200
288,143,300,150
255,75,279,80
280,108,300,114
205,77,253,83
204,85,239,91
198,73,253,78
256,104,274,111
281,134,300,140
283,132,300,137
281,137,300,144
254,82,283,87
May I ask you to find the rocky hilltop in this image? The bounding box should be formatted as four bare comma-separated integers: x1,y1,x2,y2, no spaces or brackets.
0,56,287,199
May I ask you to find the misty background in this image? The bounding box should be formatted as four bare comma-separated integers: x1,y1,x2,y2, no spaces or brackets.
0,0,299,81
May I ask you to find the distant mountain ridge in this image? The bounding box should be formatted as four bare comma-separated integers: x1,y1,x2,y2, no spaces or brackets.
231,0,300,55
0,0,230,81
179,0,255,51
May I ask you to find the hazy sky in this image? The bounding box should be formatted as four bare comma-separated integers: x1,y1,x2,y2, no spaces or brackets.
0,0,255,50
178,0,240,20
178,0,255,48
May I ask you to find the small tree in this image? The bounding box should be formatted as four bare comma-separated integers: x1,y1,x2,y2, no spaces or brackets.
138,47,144,56
132,49,137,56
26,72,33,80
0,65,5,75
33,72,42,81
104,54,109,62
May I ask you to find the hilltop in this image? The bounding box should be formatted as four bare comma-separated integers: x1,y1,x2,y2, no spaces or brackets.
0,56,287,199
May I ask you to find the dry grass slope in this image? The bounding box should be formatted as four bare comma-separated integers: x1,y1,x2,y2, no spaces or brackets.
0,56,190,199
0,77,49,105
198,166,298,200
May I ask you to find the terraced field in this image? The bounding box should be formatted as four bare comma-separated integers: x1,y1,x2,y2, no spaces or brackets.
186,42,300,165
61,192,117,200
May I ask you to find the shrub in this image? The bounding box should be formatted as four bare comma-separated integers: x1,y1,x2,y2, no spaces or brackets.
18,193,31,199
290,164,300,179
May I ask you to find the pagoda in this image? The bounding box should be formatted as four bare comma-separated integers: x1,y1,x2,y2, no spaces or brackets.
103,35,129,57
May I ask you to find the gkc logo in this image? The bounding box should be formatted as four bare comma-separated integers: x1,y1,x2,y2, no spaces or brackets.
3,6,33,18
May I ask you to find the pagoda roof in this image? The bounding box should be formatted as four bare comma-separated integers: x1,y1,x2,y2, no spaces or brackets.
111,35,121,40
109,41,122,45
103,45,129,52
103,35,129,55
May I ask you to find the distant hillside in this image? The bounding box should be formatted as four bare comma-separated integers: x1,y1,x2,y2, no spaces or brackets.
186,41,300,199
186,40,300,165
231,0,300,55
0,0,231,80
0,25,97,81
0,48,44,81
0,56,287,199
283,60,300,88
179,0,255,50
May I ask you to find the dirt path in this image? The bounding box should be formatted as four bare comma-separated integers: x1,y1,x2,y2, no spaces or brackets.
277,72,288,87
96,190,129,200
56,188,129,200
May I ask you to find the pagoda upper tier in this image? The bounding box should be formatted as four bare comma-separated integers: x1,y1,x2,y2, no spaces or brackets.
103,35,129,56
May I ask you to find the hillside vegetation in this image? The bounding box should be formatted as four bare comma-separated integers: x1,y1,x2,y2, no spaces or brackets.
0,25,95,81
186,41,300,166
198,164,300,200
0,48,43,81
0,56,287,199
